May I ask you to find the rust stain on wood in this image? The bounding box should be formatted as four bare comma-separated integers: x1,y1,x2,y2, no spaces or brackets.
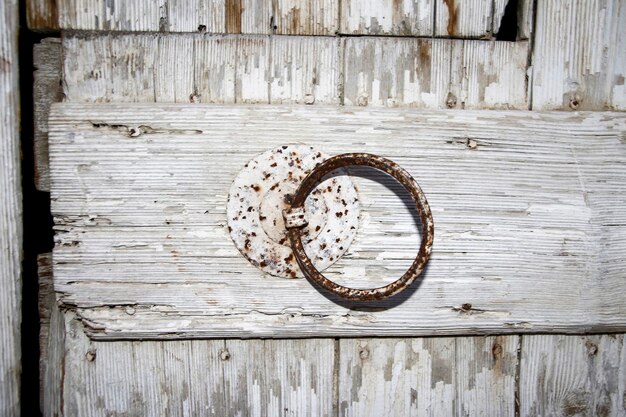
443,0,458,36
27,0,59,30
289,7,301,34
226,0,242,34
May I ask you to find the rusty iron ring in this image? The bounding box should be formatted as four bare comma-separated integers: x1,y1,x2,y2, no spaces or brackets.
284,153,434,301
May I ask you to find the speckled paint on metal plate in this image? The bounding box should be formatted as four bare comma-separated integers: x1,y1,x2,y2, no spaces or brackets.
227,145,360,278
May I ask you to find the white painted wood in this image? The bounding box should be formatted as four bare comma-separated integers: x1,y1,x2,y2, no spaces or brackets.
520,334,626,417
531,0,626,110
434,0,493,38
273,0,338,35
0,0,22,414
47,104,626,339
166,0,225,33
34,38,62,192
339,0,433,35
343,37,528,109
269,36,340,104
54,311,335,416
339,336,518,416
58,0,168,31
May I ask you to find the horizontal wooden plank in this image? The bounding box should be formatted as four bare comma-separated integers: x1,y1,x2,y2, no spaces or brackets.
0,0,22,413
531,0,626,110
520,334,626,417
339,336,519,416
63,33,528,109
48,104,626,339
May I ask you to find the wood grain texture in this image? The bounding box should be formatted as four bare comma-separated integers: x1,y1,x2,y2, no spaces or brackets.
520,334,626,417
27,0,59,30
38,253,54,413
47,104,626,339
166,0,225,33
34,38,63,192
270,36,340,104
343,37,528,109
531,0,626,111
338,336,519,416
272,0,338,35
339,0,433,36
0,0,22,414
435,0,493,38
56,312,335,416
58,0,168,31
63,34,530,109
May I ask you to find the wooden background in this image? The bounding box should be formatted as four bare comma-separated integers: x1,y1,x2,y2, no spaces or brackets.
18,0,626,416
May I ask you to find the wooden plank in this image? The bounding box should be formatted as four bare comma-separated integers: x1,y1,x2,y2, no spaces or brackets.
338,336,519,416
58,0,168,31
434,0,493,38
62,34,530,109
167,0,225,33
273,0,338,35
41,280,64,417
519,334,626,417
47,104,626,339
27,0,59,31
0,0,22,414
34,38,62,192
343,37,528,109
55,312,335,415
339,0,433,36
38,253,54,413
269,36,340,104
531,0,626,110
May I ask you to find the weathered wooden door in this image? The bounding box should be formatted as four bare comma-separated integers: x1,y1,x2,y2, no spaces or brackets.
5,0,625,416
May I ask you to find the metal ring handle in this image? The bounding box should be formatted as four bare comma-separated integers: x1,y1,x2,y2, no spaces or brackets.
284,153,434,301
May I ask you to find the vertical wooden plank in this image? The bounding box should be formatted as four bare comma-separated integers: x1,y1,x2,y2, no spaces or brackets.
223,339,266,416
339,337,520,416
264,340,336,417
33,38,62,192
343,37,451,108
340,0,433,36
166,0,225,33
155,35,195,102
531,0,625,110
236,36,270,103
456,336,519,417
609,1,626,110
193,35,237,103
434,0,494,38
520,335,626,417
0,0,21,415
461,40,528,109
338,338,456,417
235,0,272,34
58,0,168,31
38,254,54,413
273,0,338,35
27,0,59,31
269,36,340,104
62,35,111,102
41,278,64,417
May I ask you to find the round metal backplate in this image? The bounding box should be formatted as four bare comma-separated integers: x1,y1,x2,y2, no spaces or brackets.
227,145,360,278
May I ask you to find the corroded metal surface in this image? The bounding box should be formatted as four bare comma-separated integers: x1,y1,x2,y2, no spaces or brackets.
227,145,359,278
285,153,434,300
